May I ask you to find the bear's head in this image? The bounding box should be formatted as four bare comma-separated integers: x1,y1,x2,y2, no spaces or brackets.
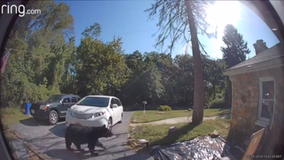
94,126,113,138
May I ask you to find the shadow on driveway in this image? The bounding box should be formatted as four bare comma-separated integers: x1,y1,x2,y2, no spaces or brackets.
49,123,66,137
48,125,128,139
19,118,47,126
19,118,65,126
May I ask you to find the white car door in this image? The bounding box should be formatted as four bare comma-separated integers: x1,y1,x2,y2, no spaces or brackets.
110,98,119,123
114,98,123,119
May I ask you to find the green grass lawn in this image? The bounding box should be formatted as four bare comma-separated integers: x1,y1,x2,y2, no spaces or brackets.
130,119,230,149
131,108,231,123
0,107,32,139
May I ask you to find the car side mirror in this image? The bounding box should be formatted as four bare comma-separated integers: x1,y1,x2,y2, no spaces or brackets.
112,104,118,108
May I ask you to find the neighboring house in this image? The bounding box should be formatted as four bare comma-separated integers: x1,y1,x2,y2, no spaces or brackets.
223,41,284,156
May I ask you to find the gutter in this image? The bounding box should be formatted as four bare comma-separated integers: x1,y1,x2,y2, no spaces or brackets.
223,58,284,76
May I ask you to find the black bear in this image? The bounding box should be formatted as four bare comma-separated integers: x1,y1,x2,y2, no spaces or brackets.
65,124,113,156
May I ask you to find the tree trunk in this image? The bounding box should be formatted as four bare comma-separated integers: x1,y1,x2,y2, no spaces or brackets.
185,1,204,125
212,84,216,99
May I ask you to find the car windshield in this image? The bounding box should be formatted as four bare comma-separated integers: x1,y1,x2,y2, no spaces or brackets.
77,97,110,107
46,95,64,102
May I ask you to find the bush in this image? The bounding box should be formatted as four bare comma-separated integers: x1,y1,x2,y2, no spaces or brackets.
209,99,228,109
158,105,172,111
215,92,224,99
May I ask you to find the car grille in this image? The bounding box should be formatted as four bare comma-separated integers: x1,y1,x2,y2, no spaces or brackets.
73,112,93,119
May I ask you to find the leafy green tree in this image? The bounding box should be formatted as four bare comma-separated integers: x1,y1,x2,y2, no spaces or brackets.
173,54,194,106
60,36,78,94
145,0,216,124
221,24,250,106
1,0,228,114
202,56,225,103
1,0,74,107
139,62,165,104
76,23,129,96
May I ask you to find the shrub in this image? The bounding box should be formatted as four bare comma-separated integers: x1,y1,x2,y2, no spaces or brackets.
158,105,172,111
215,92,224,99
209,99,228,109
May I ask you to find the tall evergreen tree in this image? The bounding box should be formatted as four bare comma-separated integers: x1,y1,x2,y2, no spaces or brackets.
221,24,250,68
221,24,250,106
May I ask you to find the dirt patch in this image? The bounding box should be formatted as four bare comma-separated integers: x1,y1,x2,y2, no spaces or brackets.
127,126,148,152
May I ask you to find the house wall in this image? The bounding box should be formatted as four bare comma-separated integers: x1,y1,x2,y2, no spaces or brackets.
230,67,284,156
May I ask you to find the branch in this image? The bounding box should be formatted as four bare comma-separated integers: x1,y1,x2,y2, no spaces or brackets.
198,39,208,55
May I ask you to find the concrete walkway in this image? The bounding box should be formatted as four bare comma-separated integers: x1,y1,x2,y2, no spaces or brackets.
129,114,231,126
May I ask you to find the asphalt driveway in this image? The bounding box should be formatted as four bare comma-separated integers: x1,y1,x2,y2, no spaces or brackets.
12,111,153,160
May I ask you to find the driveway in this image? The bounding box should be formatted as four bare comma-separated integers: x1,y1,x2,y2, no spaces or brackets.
12,111,153,160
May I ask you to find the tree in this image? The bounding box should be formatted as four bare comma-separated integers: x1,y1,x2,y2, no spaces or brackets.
202,56,225,103
76,23,129,96
173,54,194,106
139,62,165,104
1,1,74,107
1,1,228,115
221,24,250,106
145,0,216,124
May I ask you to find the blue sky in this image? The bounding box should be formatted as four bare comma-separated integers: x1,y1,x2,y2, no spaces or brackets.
64,1,279,59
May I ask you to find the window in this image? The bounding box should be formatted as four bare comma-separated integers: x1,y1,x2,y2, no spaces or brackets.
46,94,64,102
115,99,122,106
256,77,275,127
71,97,78,102
63,97,70,103
111,98,116,105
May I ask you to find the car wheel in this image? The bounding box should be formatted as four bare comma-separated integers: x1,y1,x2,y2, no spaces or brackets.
118,113,123,123
107,118,112,131
49,110,58,125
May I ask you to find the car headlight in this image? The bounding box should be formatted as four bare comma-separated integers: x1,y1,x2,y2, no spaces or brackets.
67,109,74,117
39,104,49,110
92,111,106,118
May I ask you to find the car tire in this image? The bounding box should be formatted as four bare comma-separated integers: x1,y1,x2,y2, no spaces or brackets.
118,113,123,123
107,118,112,131
48,110,58,125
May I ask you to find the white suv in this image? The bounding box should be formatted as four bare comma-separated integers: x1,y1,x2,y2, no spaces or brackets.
66,95,123,130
